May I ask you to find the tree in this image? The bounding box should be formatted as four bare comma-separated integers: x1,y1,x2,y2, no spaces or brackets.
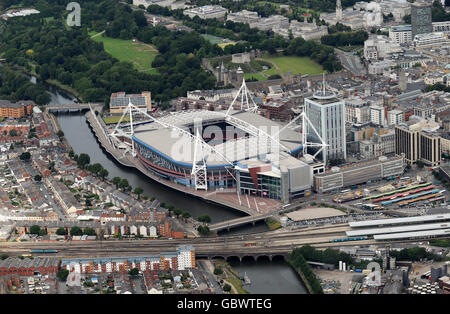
57,268,69,281
129,268,139,276
197,225,210,236
77,153,90,169
56,227,67,236
91,163,103,176
38,229,47,236
119,178,129,191
112,176,121,188
29,225,40,235
223,283,231,292
197,215,211,224
69,150,74,158
174,208,182,218
34,174,42,182
56,130,64,138
9,129,18,137
99,168,109,180
416,160,424,169
83,227,96,236
0,254,8,260
214,267,223,275
133,187,144,200
70,226,83,236
182,211,191,221
19,152,31,161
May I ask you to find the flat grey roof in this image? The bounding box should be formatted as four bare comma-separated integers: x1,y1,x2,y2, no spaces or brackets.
346,222,450,237
349,214,450,228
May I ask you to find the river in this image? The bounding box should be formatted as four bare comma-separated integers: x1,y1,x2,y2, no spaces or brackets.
48,86,306,293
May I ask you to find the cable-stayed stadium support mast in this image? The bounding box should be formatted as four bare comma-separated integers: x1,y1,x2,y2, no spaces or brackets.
225,78,259,115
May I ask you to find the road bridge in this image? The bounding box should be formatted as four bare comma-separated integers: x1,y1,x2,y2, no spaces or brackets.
209,213,275,232
46,103,103,113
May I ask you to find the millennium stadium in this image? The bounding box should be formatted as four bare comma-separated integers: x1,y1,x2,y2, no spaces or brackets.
107,80,327,202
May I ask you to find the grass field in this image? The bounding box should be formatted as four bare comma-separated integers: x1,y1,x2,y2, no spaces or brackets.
103,115,130,125
91,32,159,74
261,56,324,76
244,73,267,81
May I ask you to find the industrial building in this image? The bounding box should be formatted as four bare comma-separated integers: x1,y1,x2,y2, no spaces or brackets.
313,156,404,193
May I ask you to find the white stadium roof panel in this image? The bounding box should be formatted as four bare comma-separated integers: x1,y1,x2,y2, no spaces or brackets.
133,109,303,166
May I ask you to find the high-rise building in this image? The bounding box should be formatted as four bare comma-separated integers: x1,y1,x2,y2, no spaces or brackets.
411,2,433,39
395,119,442,166
304,79,346,164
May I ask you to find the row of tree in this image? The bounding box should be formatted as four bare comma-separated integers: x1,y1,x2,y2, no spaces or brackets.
288,247,324,294
320,30,369,47
29,225,96,236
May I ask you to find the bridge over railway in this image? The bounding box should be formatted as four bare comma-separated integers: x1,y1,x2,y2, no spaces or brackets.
208,213,275,232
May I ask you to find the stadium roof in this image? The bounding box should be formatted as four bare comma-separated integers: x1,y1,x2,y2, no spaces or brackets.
374,229,450,241
346,222,450,237
348,214,450,228
132,109,303,167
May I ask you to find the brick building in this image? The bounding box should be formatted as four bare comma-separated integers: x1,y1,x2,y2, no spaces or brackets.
0,258,59,276
0,100,34,118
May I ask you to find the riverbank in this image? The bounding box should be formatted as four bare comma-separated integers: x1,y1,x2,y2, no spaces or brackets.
215,260,249,294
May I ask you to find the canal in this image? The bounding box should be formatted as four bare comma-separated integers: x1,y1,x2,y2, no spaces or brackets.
48,87,306,293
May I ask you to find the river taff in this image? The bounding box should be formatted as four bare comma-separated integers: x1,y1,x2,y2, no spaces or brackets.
49,87,307,293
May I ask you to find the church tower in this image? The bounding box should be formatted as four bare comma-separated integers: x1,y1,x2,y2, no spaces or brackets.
336,0,343,21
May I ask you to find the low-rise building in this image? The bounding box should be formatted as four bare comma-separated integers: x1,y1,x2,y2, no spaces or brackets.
0,100,34,118
313,156,404,193
109,91,151,114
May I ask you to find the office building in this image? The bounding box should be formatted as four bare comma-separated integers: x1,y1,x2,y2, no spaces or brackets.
411,2,433,39
395,118,442,166
184,5,227,19
313,156,404,193
304,82,347,164
109,91,151,114
389,25,413,44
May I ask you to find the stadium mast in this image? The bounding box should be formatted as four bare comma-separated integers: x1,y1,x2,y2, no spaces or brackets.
225,78,259,116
